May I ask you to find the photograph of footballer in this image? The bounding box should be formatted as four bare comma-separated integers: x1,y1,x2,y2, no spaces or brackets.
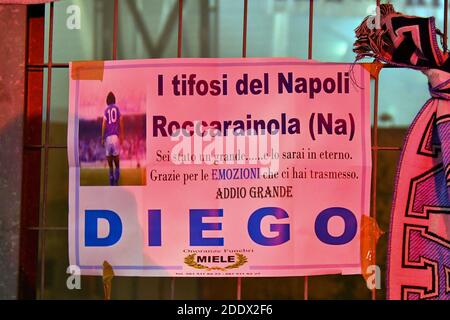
102,92,124,186
78,86,146,186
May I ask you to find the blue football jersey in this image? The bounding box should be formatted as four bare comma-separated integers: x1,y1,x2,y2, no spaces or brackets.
104,104,121,138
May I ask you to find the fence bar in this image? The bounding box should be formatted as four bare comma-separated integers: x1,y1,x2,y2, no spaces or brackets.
113,0,119,60
237,277,242,300
28,227,68,231
303,276,309,299
27,63,68,68
169,0,185,299
38,1,54,299
242,0,248,58
235,0,249,301
369,0,382,301
307,0,314,60
25,62,406,71
373,146,401,151
371,77,380,301
303,0,315,299
178,0,183,58
19,3,45,300
25,144,66,149
170,277,176,300
445,0,448,48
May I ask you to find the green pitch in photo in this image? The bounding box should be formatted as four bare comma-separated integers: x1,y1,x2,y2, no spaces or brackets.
80,167,147,186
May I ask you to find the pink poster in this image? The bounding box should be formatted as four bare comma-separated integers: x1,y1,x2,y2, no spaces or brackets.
68,58,371,277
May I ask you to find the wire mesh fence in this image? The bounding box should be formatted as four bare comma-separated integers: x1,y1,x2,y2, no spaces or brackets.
21,0,448,300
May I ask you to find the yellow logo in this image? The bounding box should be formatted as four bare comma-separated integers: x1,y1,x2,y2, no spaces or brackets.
184,253,248,271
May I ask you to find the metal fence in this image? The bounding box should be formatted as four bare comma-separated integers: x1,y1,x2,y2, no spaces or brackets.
20,0,449,300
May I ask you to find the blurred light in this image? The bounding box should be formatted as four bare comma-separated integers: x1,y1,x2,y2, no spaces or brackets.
334,42,348,57
366,4,376,15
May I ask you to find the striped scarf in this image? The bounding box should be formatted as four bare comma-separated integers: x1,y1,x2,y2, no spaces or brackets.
354,4,450,300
